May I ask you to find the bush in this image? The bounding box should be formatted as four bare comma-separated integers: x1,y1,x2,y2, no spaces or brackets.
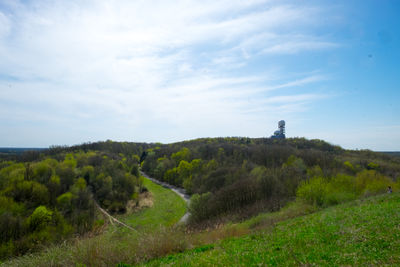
296,176,328,206
188,192,212,222
28,206,53,232
355,170,393,196
0,240,15,260
297,171,394,207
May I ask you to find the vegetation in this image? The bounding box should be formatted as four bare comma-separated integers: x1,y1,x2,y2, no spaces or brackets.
1,175,187,267
141,137,400,224
0,149,144,260
1,137,399,265
142,192,400,266
119,177,186,229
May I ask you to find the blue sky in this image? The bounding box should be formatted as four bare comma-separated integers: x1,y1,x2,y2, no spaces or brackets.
0,0,399,150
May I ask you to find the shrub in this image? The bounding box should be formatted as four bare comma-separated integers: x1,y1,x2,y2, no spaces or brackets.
297,171,395,207
355,170,393,196
188,192,212,222
29,206,53,232
296,176,328,206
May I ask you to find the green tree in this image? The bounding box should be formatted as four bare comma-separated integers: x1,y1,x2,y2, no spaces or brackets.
171,147,190,165
29,206,53,232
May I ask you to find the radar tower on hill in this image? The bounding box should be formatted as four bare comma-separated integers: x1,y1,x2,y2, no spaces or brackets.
271,120,286,139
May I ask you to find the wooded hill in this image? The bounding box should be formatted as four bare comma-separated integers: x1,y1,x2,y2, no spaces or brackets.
140,137,400,224
1,138,399,260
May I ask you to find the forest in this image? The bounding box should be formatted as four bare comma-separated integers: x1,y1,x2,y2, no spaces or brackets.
141,137,400,224
0,141,148,259
1,138,399,260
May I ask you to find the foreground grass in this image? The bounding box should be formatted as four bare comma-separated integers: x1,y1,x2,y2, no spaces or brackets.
118,177,187,230
5,188,399,266
1,177,187,267
143,193,400,266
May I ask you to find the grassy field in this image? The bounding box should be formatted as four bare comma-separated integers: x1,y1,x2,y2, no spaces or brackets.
118,177,187,230
1,176,187,267
142,193,400,266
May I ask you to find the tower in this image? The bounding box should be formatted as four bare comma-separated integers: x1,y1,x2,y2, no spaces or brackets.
278,120,285,136
271,120,286,139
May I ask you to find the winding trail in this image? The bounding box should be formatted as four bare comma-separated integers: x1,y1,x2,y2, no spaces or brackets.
140,171,191,223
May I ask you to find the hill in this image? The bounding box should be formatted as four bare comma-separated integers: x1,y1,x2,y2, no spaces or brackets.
143,192,400,266
382,152,400,157
0,148,46,154
140,137,400,225
1,137,399,264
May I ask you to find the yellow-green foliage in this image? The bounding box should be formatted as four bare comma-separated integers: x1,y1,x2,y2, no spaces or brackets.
63,154,77,169
171,147,190,164
355,170,393,196
29,206,53,231
343,161,355,173
56,192,74,210
324,174,357,205
296,176,328,206
297,170,394,207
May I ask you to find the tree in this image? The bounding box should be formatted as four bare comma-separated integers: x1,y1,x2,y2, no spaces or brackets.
29,206,53,232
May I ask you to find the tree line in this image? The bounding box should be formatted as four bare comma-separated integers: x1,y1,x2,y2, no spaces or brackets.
141,137,400,224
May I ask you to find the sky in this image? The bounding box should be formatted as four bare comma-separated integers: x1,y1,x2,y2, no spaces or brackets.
0,0,399,150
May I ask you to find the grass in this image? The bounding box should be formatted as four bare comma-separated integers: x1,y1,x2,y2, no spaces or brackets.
118,177,187,230
4,181,399,266
1,176,187,267
141,192,400,266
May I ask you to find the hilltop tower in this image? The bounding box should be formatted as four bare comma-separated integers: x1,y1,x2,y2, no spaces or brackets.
271,120,286,139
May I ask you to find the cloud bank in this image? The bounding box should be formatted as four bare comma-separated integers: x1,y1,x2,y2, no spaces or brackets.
0,0,338,146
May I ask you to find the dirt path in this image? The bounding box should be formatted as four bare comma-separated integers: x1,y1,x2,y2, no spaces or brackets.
140,171,191,223
94,201,137,232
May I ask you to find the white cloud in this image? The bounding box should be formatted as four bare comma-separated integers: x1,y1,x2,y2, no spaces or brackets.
0,11,11,39
262,41,338,54
0,0,339,146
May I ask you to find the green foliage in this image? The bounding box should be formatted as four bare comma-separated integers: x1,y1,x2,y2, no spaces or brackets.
63,153,77,169
367,162,379,170
323,174,357,205
297,170,394,207
0,163,25,188
4,180,50,207
297,176,329,206
144,193,400,266
57,192,74,211
307,165,324,178
171,147,190,164
0,148,148,260
2,138,400,261
28,206,53,232
32,162,52,184
0,195,25,215
343,161,355,174
71,177,87,192
188,192,212,222
355,170,393,196
0,240,15,260
140,137,400,224
119,177,186,229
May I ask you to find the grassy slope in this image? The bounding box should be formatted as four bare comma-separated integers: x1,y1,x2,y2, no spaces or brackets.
2,177,187,267
119,177,187,230
144,193,400,266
